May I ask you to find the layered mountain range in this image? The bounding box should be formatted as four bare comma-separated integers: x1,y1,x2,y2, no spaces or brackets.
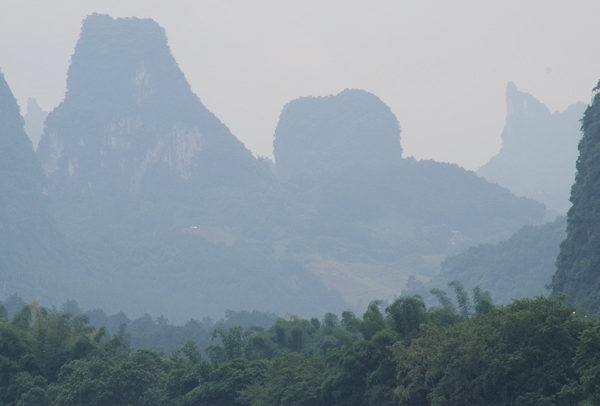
3,14,547,319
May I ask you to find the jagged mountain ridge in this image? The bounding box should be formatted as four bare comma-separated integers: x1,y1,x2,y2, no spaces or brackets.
478,82,586,214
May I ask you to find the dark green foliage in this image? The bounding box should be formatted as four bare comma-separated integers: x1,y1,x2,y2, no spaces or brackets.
385,296,426,340
359,301,386,340
472,285,493,315
448,281,471,319
564,322,600,403
429,288,456,313
52,351,169,406
393,297,583,405
2,297,600,404
240,352,324,406
554,82,600,314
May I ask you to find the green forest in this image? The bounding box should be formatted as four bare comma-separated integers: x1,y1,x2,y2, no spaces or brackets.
1,289,599,405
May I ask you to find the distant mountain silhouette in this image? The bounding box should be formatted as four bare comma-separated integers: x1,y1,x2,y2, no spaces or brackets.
38,13,265,199
272,89,545,306
35,14,343,319
8,14,547,319
0,70,68,303
478,82,586,214
274,89,403,180
274,89,544,242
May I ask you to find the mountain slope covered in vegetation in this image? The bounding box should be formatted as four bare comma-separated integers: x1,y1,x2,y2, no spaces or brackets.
553,82,600,313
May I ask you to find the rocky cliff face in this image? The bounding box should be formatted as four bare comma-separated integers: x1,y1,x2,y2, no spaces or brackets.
38,14,264,201
478,82,586,214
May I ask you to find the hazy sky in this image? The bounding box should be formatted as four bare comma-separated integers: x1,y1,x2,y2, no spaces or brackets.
2,0,599,169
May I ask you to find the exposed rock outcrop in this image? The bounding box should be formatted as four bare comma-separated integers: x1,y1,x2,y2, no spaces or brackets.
38,14,265,200
478,82,586,214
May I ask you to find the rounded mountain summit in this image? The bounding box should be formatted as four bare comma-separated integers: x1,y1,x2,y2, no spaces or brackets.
274,89,403,179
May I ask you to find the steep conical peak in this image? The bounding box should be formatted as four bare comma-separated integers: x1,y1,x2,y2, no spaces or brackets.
273,89,402,179
64,13,193,111
503,82,551,142
38,14,261,197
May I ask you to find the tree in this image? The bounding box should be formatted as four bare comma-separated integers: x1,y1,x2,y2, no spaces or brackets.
240,352,323,406
385,296,426,341
359,301,386,340
393,297,582,405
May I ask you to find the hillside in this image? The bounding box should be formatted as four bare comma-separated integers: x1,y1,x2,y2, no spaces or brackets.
406,216,566,305
553,82,600,313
